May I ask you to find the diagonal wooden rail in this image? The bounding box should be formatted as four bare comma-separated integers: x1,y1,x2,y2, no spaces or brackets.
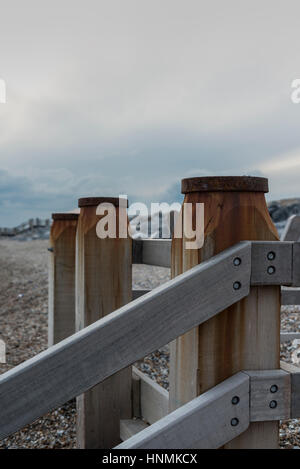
0,242,251,441
117,366,300,449
117,372,250,449
1,240,299,443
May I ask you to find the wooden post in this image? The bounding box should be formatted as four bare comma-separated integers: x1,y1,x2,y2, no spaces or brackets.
169,176,281,449
48,213,79,346
76,196,132,449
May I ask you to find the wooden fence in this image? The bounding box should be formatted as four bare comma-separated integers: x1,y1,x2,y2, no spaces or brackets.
0,179,300,449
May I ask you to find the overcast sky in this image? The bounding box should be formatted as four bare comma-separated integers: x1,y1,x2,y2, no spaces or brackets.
1,0,300,225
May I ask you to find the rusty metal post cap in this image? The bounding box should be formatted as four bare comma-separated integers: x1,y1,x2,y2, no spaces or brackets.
181,176,268,194
78,197,129,208
52,213,79,221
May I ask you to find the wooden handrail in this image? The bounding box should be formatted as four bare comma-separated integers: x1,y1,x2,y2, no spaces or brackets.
133,239,300,287
0,242,251,440
133,286,300,306
1,239,299,442
116,372,250,449
119,368,295,448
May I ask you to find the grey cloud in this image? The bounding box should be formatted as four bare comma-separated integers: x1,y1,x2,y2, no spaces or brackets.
1,0,300,224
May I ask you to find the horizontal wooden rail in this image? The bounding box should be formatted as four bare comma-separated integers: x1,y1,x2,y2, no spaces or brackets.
132,366,169,424
121,368,169,441
280,361,300,418
281,287,300,306
132,239,171,267
119,366,300,448
132,239,300,287
116,372,250,449
280,332,300,343
120,419,148,441
244,369,291,422
0,242,251,440
134,287,300,306
251,241,293,285
1,240,299,442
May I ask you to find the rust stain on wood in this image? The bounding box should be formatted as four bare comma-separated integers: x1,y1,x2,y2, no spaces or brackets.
50,219,78,244
170,177,281,448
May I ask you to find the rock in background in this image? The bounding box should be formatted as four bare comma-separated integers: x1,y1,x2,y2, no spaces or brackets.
268,198,300,237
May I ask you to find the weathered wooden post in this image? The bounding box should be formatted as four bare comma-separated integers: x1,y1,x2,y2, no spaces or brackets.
169,176,280,448
48,213,79,346
76,196,132,449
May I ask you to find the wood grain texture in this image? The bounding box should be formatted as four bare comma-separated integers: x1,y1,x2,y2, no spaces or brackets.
169,184,281,449
243,370,291,421
132,366,169,424
0,242,251,442
120,419,148,441
281,287,300,305
251,241,293,286
132,373,141,418
292,243,300,287
75,204,132,449
116,372,250,449
48,218,78,346
280,361,300,418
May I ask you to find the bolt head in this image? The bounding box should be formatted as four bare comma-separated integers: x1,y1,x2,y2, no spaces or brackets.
270,384,278,393
231,418,239,427
267,251,276,261
233,281,241,290
269,400,277,409
232,396,240,405
233,257,241,266
267,265,276,275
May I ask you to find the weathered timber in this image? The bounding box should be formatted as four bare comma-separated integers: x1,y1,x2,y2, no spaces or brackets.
170,175,281,449
116,372,250,449
75,197,132,449
0,242,251,441
48,213,78,346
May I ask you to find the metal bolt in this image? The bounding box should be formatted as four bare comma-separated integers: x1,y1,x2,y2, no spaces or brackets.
270,384,278,393
231,396,240,405
233,281,241,290
233,257,241,266
269,400,277,409
231,418,239,426
267,251,276,261
267,265,276,275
